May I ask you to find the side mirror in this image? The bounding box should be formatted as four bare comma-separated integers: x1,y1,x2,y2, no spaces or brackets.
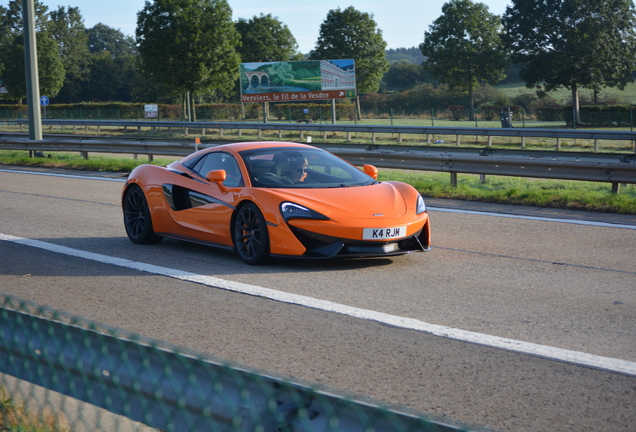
206,169,229,193
363,164,378,180
206,169,226,183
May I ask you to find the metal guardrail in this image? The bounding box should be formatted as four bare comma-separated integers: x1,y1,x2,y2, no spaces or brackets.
9,119,636,141
13,118,636,142
0,135,193,157
0,298,464,432
1,135,635,188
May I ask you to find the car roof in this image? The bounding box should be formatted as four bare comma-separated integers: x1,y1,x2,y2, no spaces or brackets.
214,141,313,152
180,141,318,164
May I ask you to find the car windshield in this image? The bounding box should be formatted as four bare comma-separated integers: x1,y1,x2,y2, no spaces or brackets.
239,147,377,188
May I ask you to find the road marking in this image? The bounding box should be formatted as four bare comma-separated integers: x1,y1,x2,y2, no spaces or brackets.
0,189,119,207
2,232,636,378
0,168,126,182
428,207,636,230
436,246,636,275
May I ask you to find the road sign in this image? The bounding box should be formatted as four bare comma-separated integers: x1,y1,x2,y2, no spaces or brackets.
145,104,158,118
40,95,49,106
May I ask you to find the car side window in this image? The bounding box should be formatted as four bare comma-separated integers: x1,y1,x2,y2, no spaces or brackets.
192,152,243,187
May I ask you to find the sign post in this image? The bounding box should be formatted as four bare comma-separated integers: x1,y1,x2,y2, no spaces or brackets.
23,0,42,141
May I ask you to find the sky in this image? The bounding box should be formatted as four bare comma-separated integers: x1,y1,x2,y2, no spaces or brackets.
14,0,511,54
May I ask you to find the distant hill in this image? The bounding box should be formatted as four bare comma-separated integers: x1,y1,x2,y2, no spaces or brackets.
385,47,425,65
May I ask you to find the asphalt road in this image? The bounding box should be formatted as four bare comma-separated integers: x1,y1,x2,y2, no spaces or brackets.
0,167,635,431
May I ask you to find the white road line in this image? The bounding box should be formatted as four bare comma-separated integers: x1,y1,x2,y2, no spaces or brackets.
2,232,636,378
428,206,636,230
0,168,126,182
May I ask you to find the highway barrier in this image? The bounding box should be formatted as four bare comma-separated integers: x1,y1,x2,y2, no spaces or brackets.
0,294,465,432
1,132,635,193
11,119,636,149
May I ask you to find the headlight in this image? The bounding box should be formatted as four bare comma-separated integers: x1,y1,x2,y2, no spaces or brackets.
281,202,329,222
416,195,427,214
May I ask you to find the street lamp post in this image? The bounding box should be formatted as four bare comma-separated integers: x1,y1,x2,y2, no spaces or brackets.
22,0,43,142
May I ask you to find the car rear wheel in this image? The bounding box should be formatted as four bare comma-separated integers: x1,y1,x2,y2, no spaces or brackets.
123,184,162,244
233,202,270,265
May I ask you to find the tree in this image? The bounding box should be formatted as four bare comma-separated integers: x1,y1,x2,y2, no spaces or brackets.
309,6,389,94
2,0,49,36
87,23,136,57
1,1,46,85
79,51,138,102
0,1,60,102
0,5,8,42
385,47,425,65
0,5,8,79
1,32,65,102
136,0,240,120
235,13,302,62
503,0,636,124
419,0,507,120
266,61,294,86
383,60,431,91
48,6,90,103
79,24,139,102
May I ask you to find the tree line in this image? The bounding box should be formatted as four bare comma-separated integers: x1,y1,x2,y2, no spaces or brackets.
0,0,389,115
1,0,636,124
419,0,636,122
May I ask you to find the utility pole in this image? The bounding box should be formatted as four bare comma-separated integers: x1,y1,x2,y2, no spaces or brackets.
23,0,42,142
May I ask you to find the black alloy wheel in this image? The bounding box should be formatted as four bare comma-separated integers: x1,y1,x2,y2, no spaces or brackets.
233,202,270,265
123,184,162,244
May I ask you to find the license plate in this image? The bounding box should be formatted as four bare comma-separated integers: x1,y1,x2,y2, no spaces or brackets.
363,226,406,240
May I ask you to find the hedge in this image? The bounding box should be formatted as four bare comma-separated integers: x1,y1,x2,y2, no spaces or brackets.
0,102,355,122
537,105,636,126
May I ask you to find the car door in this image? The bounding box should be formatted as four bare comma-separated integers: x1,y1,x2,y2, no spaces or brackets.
165,151,243,247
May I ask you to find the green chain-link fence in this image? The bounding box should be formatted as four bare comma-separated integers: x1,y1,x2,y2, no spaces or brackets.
4,105,636,130
0,294,466,432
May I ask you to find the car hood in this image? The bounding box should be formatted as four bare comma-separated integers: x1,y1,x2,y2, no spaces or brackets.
275,182,408,219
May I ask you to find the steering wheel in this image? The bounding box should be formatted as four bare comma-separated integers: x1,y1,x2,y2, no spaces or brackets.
257,173,293,186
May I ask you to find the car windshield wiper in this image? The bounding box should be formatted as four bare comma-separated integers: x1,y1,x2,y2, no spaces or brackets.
323,183,351,188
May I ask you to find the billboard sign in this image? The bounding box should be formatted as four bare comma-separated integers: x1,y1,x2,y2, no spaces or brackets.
240,59,356,103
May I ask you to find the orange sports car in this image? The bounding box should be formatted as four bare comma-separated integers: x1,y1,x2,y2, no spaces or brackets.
122,142,431,264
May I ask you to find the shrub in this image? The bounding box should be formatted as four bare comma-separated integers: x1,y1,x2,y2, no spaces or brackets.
269,103,355,122
479,105,501,121
513,93,560,116
448,105,466,120
538,104,636,126
473,84,511,108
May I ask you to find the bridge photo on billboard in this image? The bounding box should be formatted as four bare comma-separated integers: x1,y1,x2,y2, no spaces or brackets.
240,59,356,103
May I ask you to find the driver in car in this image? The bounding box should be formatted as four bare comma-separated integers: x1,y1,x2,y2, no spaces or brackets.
289,157,308,182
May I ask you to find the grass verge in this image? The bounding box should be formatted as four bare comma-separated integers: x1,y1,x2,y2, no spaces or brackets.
0,150,176,173
381,170,636,214
0,386,69,432
1,150,635,214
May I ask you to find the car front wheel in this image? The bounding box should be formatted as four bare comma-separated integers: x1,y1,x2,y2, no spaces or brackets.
233,202,270,265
